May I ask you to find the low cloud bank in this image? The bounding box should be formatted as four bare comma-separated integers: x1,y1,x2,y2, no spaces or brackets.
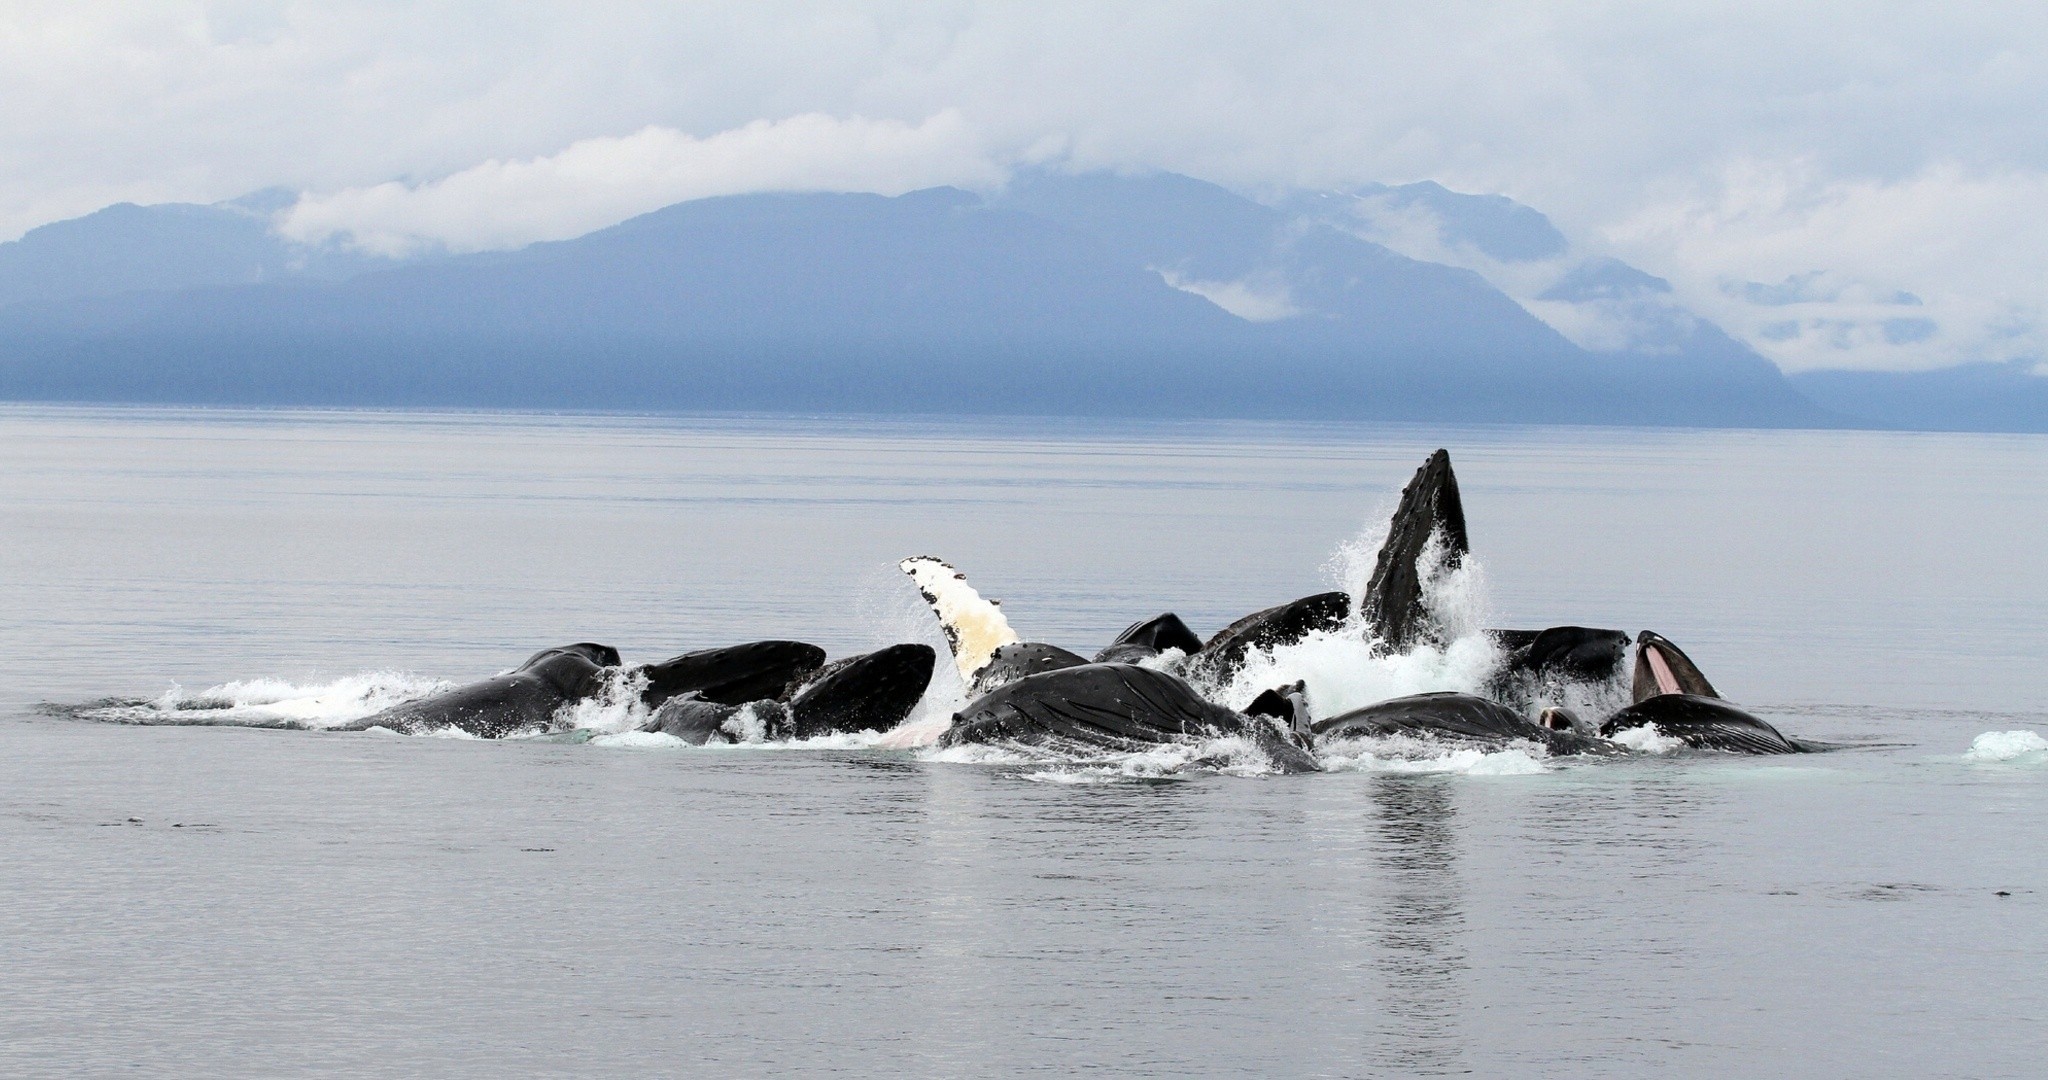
278,111,1003,256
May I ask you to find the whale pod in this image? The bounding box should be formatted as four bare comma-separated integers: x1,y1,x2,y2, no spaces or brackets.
644,644,937,744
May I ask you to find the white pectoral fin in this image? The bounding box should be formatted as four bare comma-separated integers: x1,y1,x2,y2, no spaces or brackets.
898,555,1021,682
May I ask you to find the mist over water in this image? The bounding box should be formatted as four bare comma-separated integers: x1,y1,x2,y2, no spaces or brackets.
2,405,2044,1077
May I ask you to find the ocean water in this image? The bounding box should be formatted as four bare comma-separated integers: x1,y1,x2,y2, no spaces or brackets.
1,404,2043,1077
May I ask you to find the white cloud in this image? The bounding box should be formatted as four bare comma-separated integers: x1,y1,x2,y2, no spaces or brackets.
4,2,2048,370
1606,162,2048,371
1155,269,1301,322
278,111,1001,255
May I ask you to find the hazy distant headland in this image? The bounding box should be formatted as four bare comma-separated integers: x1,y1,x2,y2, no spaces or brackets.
0,169,2038,431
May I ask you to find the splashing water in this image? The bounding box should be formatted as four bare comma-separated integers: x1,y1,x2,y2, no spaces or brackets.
1315,733,1550,775
549,667,652,734
76,671,452,728
1609,724,1687,754
918,732,1299,781
1196,523,1508,717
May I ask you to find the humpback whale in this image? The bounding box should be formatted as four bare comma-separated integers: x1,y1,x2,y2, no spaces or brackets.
1597,631,1812,753
939,662,1320,774
1092,613,1204,664
1313,691,1620,756
343,638,837,738
636,640,827,707
1359,448,1470,652
1484,625,1633,710
1190,448,1475,683
341,643,623,738
971,642,1091,693
1190,591,1350,683
643,643,937,744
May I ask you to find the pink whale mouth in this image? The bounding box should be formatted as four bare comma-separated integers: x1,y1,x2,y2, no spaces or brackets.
1644,643,1683,697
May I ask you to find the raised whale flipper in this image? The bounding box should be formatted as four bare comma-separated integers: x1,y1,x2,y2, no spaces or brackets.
1092,613,1205,663
635,640,826,708
1599,694,1807,754
1192,591,1350,682
1632,631,1721,702
938,663,1318,773
784,643,937,738
899,556,1022,682
1359,449,1470,652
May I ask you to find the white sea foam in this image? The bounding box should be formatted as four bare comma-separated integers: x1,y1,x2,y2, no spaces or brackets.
1196,530,1505,716
920,733,1298,780
1964,730,2048,763
549,667,652,734
916,742,1035,765
81,670,452,728
589,730,687,749
416,725,481,740
1316,735,1549,775
1609,723,1687,754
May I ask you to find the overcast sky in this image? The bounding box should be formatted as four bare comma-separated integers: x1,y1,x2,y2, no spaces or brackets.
4,2,2043,373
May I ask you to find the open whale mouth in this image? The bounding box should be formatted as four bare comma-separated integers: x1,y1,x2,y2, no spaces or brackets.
1644,643,1682,696
1631,631,1721,702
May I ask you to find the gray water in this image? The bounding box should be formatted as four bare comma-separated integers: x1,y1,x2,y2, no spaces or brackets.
2,404,2043,1077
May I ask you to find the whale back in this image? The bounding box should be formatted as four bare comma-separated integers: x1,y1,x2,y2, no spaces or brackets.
1194,591,1350,681
941,662,1318,773
637,640,826,707
971,642,1090,694
1313,691,1619,756
1094,613,1204,663
1600,693,1802,754
786,643,937,738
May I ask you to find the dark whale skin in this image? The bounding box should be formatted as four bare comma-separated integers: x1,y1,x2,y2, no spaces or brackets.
1092,613,1204,663
645,644,937,743
1358,449,1469,652
940,662,1319,773
343,643,619,738
1600,693,1808,754
1313,691,1621,756
786,643,936,738
971,642,1091,694
1193,592,1350,681
636,640,826,707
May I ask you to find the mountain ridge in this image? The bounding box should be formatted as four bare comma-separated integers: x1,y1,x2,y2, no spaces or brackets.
1,170,2007,428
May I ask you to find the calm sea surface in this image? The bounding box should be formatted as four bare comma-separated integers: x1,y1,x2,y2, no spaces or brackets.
1,404,2043,1077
